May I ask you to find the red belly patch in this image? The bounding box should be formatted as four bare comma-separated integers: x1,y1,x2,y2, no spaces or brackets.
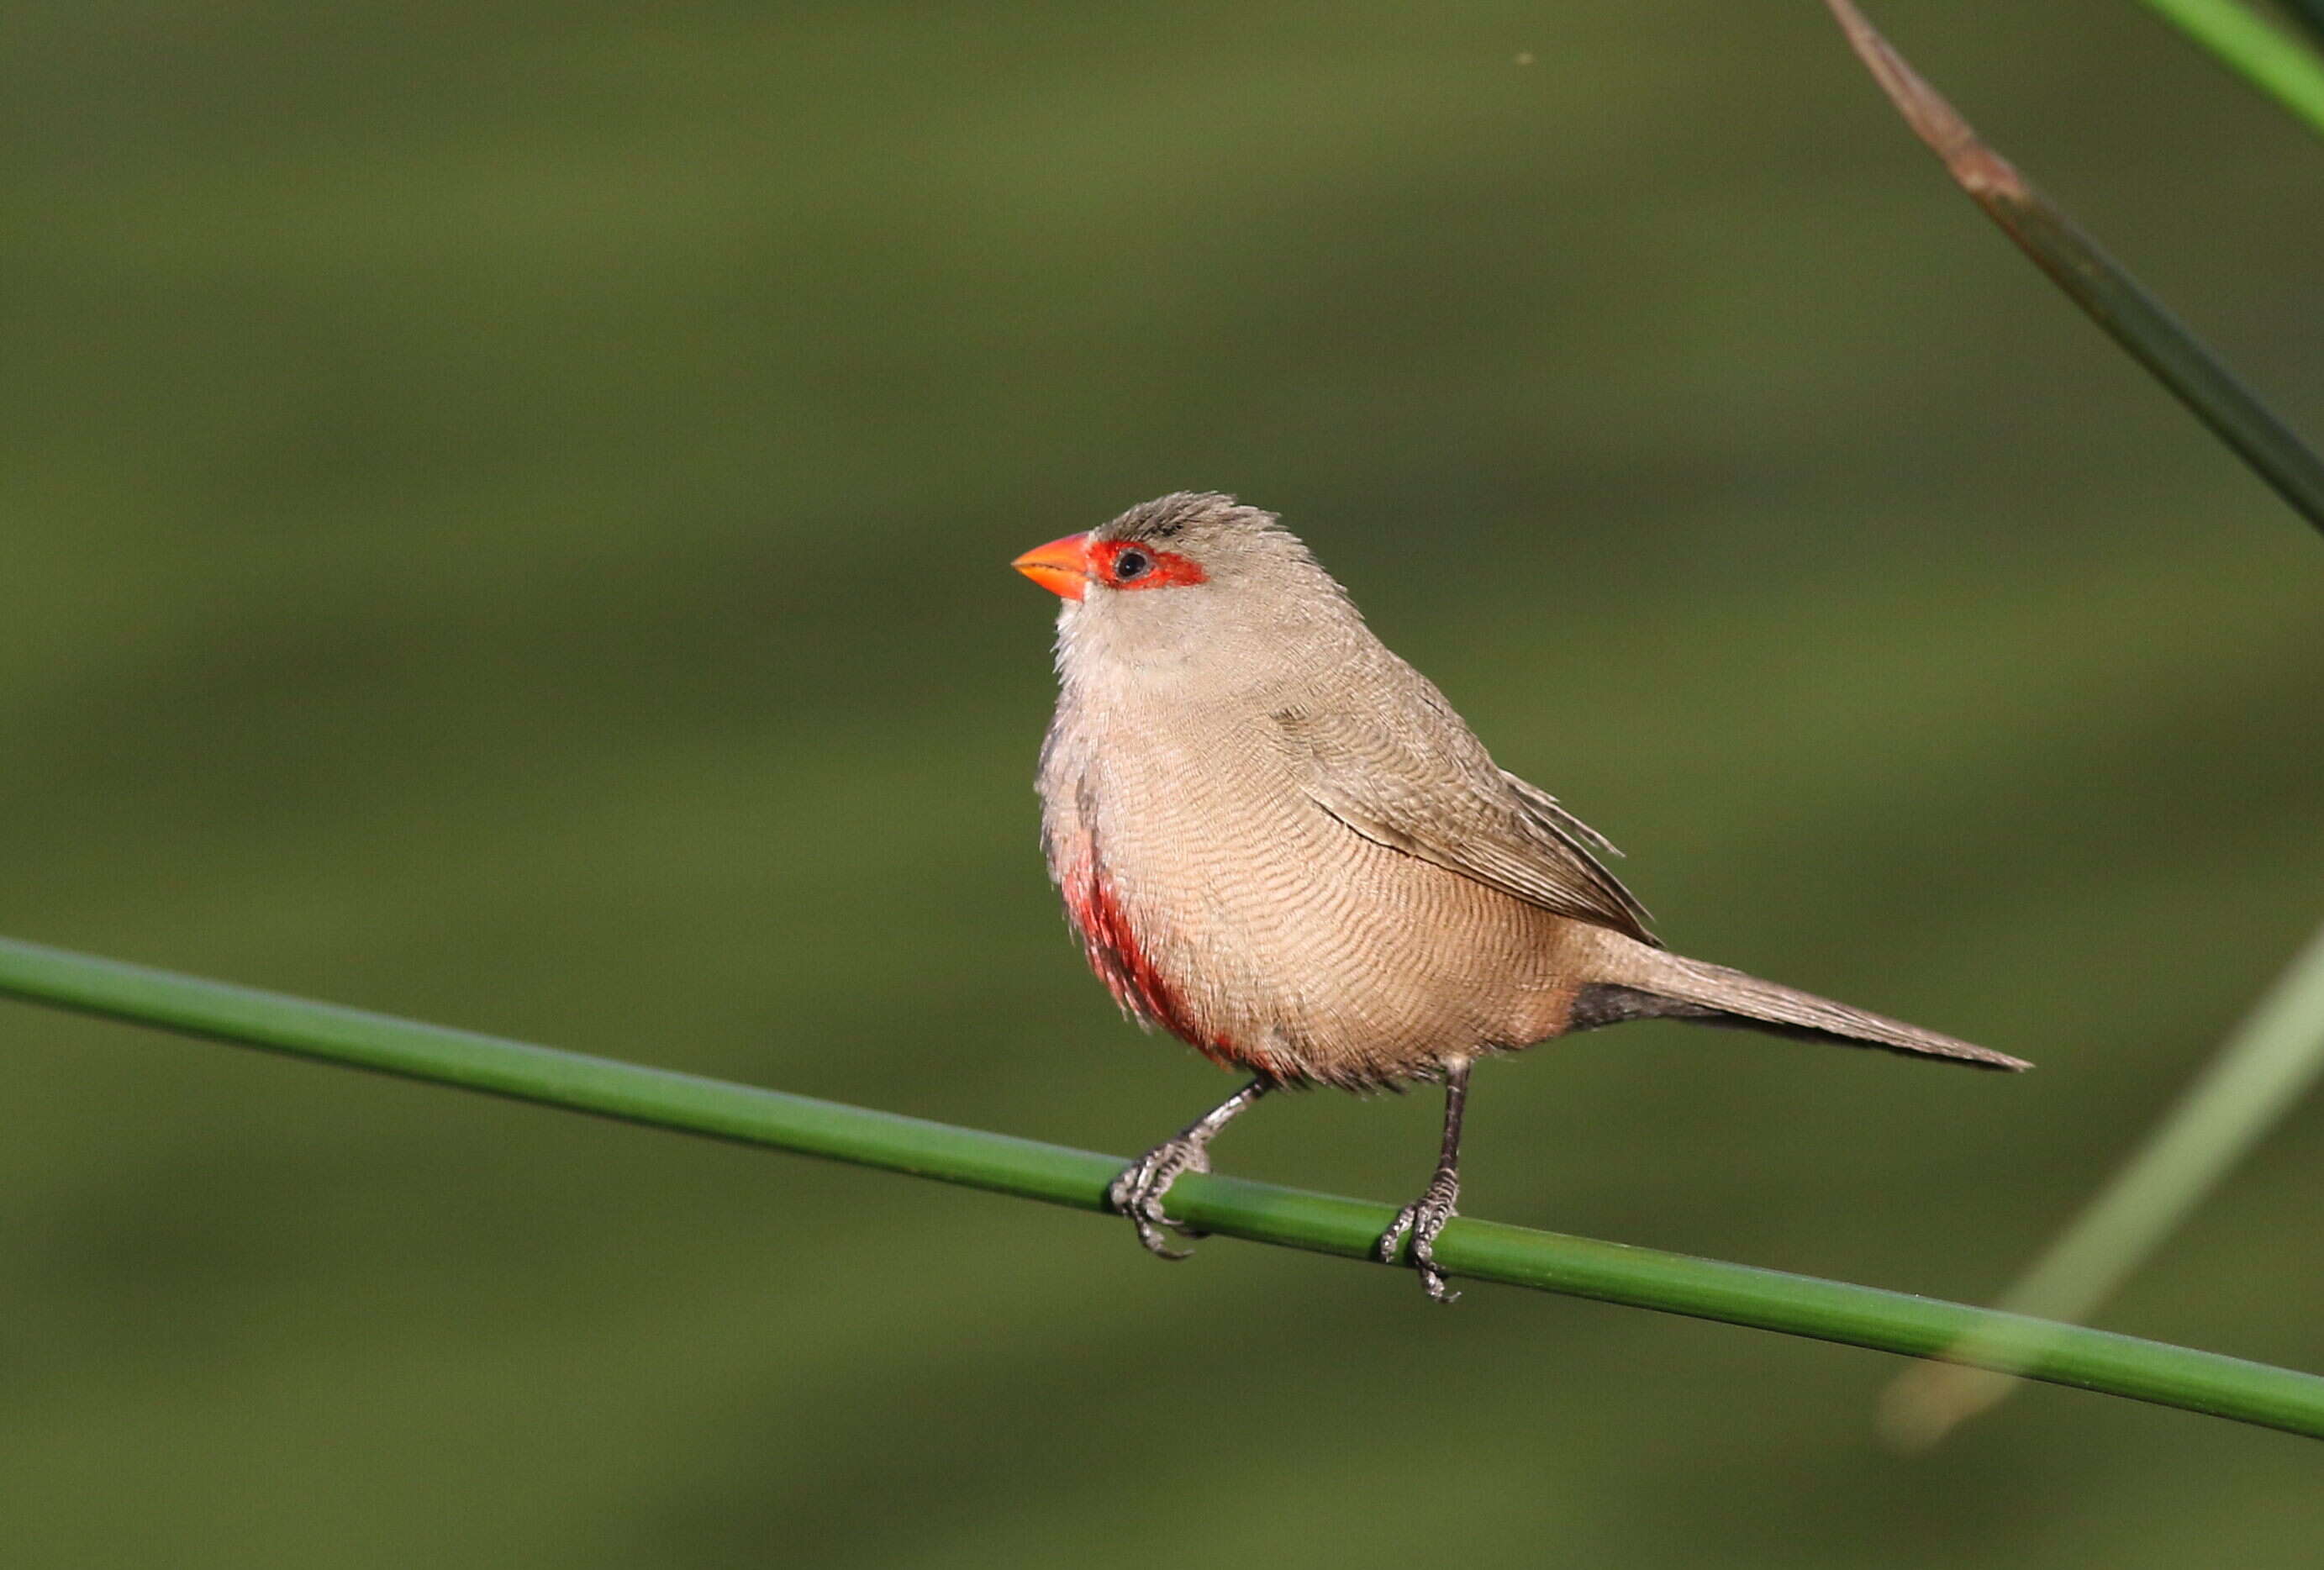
1062,852,1276,1074
1065,857,1200,1043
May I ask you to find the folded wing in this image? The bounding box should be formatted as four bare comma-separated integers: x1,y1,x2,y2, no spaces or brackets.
1275,685,1657,946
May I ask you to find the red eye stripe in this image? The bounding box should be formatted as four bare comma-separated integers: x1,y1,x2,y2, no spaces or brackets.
1089,539,1207,591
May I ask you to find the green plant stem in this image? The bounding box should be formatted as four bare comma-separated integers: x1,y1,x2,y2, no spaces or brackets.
2132,0,2324,137
3,932,2322,1440
1882,919,2324,1446
2271,1,2324,53
1826,0,2324,541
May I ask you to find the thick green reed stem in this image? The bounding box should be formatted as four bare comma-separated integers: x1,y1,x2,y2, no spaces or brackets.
3,934,2321,1440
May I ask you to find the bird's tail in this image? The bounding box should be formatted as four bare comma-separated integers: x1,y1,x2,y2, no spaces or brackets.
1575,947,2029,1071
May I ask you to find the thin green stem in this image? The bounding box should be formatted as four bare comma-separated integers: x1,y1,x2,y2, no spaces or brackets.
3,935,2321,1439
1883,919,2324,1446
1826,0,2324,541
2132,0,2324,138
2271,0,2324,53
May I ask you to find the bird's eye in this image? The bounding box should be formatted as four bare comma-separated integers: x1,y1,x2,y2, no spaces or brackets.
1113,549,1151,582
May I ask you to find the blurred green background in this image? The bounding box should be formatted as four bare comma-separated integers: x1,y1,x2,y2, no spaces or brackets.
7,2,2324,1565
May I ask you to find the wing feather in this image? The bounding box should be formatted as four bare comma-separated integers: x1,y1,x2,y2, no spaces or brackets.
1274,688,1657,945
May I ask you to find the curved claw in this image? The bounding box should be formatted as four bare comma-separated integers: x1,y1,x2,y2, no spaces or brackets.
1127,1209,1196,1262
1108,1141,1210,1261
1412,1250,1461,1305
1378,1179,1462,1304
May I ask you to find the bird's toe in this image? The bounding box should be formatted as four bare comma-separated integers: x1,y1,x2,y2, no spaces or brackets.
1376,1201,1419,1266
1109,1141,1208,1261
1382,1175,1462,1302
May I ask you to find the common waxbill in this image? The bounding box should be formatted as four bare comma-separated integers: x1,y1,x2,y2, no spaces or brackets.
1015,493,2026,1300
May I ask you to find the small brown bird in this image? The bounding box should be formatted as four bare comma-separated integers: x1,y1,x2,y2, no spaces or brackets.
1015,493,2026,1300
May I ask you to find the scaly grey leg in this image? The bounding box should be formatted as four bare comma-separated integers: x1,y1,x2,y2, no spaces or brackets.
1378,1060,1471,1303
1109,1078,1271,1259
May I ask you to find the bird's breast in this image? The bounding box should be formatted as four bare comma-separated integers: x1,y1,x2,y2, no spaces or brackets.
1041,698,1294,1073
1041,693,1588,1088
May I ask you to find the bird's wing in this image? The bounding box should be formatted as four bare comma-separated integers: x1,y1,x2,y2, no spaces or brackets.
1498,769,1624,859
1275,692,1657,945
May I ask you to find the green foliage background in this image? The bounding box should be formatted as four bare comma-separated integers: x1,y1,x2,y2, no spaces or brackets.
6,2,2322,1564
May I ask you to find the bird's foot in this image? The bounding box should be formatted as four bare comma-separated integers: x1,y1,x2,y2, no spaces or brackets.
1108,1138,1213,1260
1378,1171,1462,1304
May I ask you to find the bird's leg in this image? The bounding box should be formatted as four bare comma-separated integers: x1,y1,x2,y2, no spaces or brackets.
1109,1077,1271,1260
1378,1060,1471,1303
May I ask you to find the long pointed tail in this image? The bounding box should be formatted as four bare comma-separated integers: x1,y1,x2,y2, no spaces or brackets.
1578,948,2030,1071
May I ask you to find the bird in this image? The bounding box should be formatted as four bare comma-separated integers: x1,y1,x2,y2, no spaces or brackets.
1014,492,2027,1301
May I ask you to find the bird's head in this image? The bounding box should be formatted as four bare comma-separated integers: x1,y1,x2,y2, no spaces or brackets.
1014,494,1359,691
1030,486,1353,605
1011,491,1313,600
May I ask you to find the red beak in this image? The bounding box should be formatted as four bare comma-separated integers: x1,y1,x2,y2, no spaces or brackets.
1011,532,1091,600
